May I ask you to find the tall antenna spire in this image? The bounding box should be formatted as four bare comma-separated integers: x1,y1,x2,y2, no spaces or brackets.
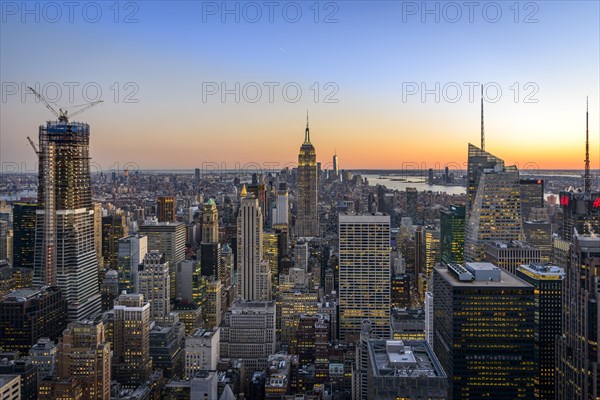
305,110,310,143
585,97,591,192
481,84,485,151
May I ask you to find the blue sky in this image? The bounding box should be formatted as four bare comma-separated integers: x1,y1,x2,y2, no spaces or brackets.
1,1,599,170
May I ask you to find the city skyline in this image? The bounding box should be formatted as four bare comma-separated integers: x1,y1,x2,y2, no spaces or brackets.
1,1,599,170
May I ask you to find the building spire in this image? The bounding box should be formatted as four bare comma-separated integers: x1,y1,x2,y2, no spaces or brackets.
584,96,591,192
304,110,310,143
481,84,485,151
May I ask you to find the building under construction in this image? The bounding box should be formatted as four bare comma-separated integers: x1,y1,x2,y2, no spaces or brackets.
31,89,102,321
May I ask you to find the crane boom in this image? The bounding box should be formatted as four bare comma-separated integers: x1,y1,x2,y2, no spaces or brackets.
67,100,103,119
27,87,61,120
27,86,103,123
27,136,39,155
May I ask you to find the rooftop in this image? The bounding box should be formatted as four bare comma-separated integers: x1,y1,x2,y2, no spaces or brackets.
517,263,565,280
437,263,531,288
368,340,446,379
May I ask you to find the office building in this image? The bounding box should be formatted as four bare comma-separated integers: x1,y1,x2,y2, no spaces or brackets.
516,264,564,400
339,213,391,340
466,143,504,211
149,323,184,379
220,301,276,376
57,319,111,400
237,194,271,301
117,234,148,294
38,377,83,400
138,251,171,319
520,179,545,221
102,212,129,268
33,120,101,320
204,278,222,329
555,233,600,399
0,286,67,355
464,156,523,261
485,240,541,275
112,293,152,387
93,203,103,273
0,375,20,400
139,220,186,302
433,262,535,399
139,220,186,265
274,182,289,226
440,204,465,264
523,221,553,262
0,358,36,400
28,337,57,380
157,196,177,223
280,289,318,351
12,203,38,270
366,340,447,399
185,327,220,378
296,116,319,238
559,191,600,240
405,187,418,224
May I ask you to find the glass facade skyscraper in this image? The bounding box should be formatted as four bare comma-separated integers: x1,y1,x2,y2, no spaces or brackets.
433,262,535,399
440,204,465,265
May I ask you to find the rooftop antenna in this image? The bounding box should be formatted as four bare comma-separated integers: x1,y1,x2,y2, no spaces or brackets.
481,85,485,151
585,97,591,192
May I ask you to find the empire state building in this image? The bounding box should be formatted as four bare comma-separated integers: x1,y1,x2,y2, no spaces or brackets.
296,115,319,238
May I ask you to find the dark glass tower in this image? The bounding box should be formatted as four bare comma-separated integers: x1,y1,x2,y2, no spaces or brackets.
440,204,465,264
516,264,564,400
555,233,599,400
12,203,38,269
33,121,101,321
433,262,535,399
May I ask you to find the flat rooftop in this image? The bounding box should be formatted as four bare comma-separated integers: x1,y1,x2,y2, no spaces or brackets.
368,340,446,379
436,264,532,288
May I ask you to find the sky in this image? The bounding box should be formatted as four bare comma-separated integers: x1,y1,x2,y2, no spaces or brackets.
1,0,599,173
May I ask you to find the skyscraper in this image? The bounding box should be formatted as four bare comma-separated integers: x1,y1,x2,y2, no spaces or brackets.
12,203,38,270
138,251,171,319
296,116,319,238
466,143,504,212
464,150,523,261
93,203,104,275
201,199,219,243
433,262,535,399
33,120,101,321
112,293,152,387
101,212,128,268
274,182,289,226
440,204,465,265
0,286,67,355
516,264,564,400
520,179,544,221
555,233,599,400
117,234,148,294
220,301,276,379
338,213,391,341
157,196,177,223
237,194,271,301
200,199,221,279
57,318,111,400
333,151,339,178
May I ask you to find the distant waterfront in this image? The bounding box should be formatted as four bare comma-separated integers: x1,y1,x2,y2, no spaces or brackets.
363,174,466,195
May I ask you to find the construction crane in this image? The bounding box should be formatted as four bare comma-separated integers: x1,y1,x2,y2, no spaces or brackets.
27,86,103,123
27,136,39,155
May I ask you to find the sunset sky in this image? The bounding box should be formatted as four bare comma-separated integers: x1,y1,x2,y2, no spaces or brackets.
1,1,598,172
